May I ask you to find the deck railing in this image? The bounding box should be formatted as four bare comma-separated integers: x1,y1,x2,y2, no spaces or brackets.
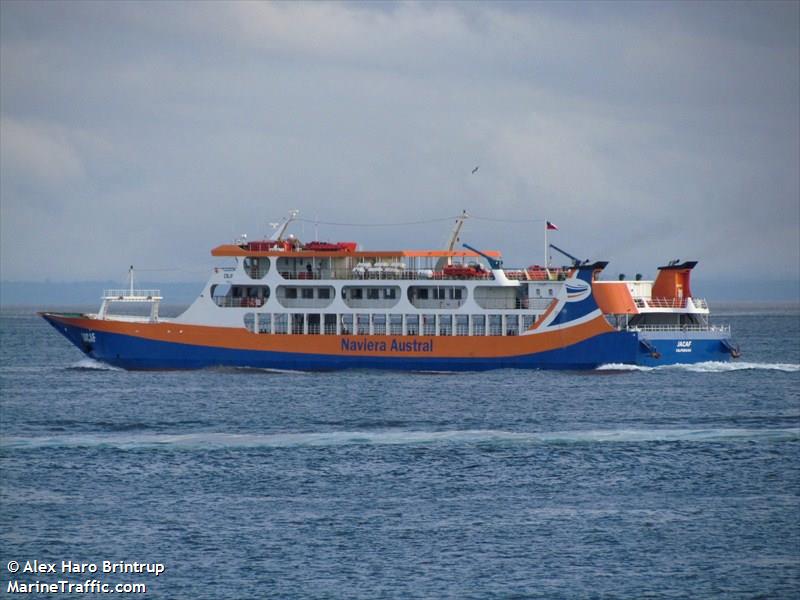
212,297,267,308
103,289,162,300
625,324,730,333
632,297,709,310
279,270,497,282
278,268,572,282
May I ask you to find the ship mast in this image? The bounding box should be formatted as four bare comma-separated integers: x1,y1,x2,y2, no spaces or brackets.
269,209,300,241
445,210,469,265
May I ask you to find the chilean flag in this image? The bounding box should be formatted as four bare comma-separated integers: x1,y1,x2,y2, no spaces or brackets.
546,221,559,231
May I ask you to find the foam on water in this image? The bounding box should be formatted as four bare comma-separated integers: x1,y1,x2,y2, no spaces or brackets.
3,427,798,450
69,358,124,371
597,361,800,373
204,365,313,375
62,361,800,375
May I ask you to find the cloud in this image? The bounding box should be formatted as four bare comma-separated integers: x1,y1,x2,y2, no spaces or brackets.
0,117,84,183
0,0,797,296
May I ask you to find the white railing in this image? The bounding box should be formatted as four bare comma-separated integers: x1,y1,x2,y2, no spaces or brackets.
475,298,553,310
213,297,267,308
281,268,572,282
280,269,495,282
244,268,269,279
644,297,685,308
103,289,162,299
626,324,730,333
632,296,709,310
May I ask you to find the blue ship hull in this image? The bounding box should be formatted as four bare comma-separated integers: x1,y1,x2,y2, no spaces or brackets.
42,314,735,371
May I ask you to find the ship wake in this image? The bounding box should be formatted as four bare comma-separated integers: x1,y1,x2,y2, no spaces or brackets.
596,361,799,373
3,427,798,451
68,358,124,372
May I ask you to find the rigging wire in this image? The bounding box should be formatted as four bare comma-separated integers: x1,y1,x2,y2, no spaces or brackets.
471,215,547,224
124,214,551,275
294,216,457,227
294,214,548,227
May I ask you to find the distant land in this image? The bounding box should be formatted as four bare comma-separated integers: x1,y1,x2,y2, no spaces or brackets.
1,278,798,307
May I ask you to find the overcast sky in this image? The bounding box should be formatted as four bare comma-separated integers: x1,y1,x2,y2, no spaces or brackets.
1,1,798,297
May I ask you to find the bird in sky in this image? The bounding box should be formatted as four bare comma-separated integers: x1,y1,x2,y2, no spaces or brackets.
471,166,479,174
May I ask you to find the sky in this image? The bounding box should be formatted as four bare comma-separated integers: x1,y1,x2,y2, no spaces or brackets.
1,1,798,299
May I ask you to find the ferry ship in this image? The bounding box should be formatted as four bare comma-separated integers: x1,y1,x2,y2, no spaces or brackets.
41,212,739,370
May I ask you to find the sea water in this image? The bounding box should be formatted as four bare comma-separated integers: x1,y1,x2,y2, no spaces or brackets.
1,304,798,598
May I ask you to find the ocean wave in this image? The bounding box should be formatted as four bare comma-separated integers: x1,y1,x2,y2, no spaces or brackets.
3,427,798,451
596,361,800,373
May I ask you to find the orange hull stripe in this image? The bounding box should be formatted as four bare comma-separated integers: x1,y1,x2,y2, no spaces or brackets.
530,299,559,330
47,314,615,358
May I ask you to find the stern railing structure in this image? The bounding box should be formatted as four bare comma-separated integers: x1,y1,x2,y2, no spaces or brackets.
625,324,730,333
103,289,162,300
632,297,709,310
99,289,163,322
